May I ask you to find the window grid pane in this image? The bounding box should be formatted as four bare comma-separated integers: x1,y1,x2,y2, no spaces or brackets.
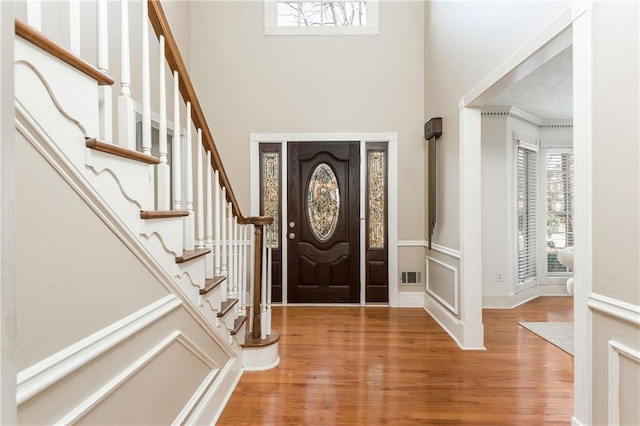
546,152,574,274
262,152,280,248
368,150,385,248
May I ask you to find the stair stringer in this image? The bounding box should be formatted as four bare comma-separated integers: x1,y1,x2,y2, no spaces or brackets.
15,99,243,424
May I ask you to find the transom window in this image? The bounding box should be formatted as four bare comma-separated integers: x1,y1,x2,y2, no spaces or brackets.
265,0,379,35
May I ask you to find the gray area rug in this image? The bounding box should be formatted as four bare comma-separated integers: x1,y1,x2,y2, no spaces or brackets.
518,322,574,356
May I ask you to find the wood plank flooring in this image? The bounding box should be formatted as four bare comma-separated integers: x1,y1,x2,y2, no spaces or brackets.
219,297,574,425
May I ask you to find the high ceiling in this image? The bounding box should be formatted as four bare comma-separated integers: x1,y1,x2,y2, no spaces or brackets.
486,47,573,120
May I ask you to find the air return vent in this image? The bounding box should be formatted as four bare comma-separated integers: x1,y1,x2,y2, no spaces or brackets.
401,272,422,284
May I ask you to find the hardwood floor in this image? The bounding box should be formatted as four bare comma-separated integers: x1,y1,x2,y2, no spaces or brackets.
219,297,574,425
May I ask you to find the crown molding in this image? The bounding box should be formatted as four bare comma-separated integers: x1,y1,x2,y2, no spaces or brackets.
481,106,544,127
540,119,573,128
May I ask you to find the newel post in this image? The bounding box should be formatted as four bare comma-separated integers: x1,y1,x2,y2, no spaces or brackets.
250,216,273,339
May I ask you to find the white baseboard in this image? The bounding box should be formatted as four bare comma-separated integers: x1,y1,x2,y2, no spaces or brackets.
398,291,424,307
483,285,570,309
424,293,464,349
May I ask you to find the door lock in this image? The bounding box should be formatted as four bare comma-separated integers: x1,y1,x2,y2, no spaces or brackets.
288,233,296,239
289,221,296,228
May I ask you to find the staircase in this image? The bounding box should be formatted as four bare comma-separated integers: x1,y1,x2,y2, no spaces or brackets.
12,1,278,424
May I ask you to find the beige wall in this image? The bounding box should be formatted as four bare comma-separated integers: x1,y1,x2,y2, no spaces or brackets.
590,1,640,423
189,1,425,242
423,0,571,250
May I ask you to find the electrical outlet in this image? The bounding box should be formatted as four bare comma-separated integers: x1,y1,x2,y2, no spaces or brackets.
496,272,503,282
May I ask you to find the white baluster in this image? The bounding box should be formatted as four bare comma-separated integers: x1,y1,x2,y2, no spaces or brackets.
267,225,273,335
196,131,205,248
183,103,195,250
97,0,112,143
232,216,238,298
27,0,42,31
228,202,234,298
248,225,255,333
141,0,153,209
69,0,80,55
157,36,171,210
205,153,214,279
172,71,182,210
118,0,136,150
261,229,268,340
221,187,228,277
214,170,221,276
240,225,246,310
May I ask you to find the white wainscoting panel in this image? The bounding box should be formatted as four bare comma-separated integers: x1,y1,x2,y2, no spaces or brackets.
426,256,458,315
17,295,182,405
608,340,640,426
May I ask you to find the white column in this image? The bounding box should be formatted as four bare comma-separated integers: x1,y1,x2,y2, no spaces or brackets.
0,2,17,423
157,36,170,210
26,0,41,31
118,0,136,150
97,0,112,143
172,71,182,210
205,152,214,279
183,103,195,250
214,170,221,275
68,0,80,56
196,130,205,248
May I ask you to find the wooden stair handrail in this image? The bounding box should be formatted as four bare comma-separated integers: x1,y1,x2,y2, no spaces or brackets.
147,0,251,224
15,20,114,86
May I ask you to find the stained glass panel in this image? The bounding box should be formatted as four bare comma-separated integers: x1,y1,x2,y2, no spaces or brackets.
262,152,279,248
368,151,385,248
307,163,340,242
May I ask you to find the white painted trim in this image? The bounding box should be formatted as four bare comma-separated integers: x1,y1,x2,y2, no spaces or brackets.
250,133,399,306
608,340,640,426
0,2,16,423
588,293,640,327
572,3,593,424
15,102,236,359
481,106,544,127
56,331,219,424
174,369,219,425
571,417,586,426
397,240,460,259
398,291,424,308
426,256,458,315
16,295,182,405
482,284,569,309
424,293,485,351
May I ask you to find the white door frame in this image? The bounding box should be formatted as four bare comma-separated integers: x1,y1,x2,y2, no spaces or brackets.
250,132,399,307
458,3,591,423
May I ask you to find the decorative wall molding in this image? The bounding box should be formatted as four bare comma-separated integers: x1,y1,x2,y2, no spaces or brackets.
426,256,459,315
588,293,640,326
481,106,544,127
540,119,573,128
56,331,220,424
397,240,461,259
17,295,182,405
608,340,640,425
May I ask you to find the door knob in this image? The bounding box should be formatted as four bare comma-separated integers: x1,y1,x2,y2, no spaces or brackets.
289,221,296,228
288,233,296,239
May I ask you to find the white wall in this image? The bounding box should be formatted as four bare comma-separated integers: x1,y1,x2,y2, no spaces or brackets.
424,0,571,251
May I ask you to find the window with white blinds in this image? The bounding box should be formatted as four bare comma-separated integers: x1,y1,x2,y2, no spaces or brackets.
546,151,574,274
517,145,537,284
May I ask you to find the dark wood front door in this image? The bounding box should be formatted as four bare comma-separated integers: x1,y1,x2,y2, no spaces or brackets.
287,142,360,303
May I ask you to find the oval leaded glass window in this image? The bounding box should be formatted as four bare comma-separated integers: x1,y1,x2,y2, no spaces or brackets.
307,163,340,242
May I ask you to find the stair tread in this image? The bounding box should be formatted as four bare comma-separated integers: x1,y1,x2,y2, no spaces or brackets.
140,210,189,219
175,248,211,264
242,331,280,348
199,276,226,295
230,315,247,336
217,298,238,318
86,138,159,165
